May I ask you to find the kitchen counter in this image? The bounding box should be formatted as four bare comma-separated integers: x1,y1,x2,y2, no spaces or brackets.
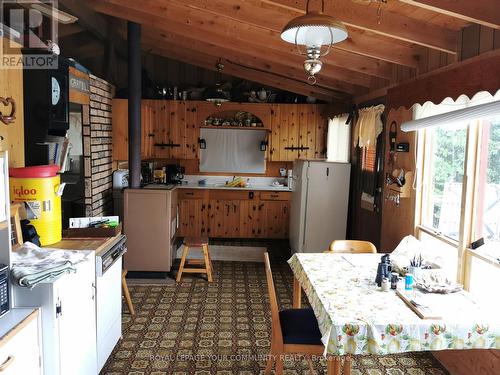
0,308,38,346
143,183,291,192
47,234,125,257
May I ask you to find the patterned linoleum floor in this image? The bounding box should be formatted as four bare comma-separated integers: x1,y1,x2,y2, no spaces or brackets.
101,260,450,375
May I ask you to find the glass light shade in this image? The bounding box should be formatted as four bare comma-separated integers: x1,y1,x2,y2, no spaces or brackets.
281,13,348,47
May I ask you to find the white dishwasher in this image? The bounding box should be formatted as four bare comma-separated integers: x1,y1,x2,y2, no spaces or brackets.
96,235,127,372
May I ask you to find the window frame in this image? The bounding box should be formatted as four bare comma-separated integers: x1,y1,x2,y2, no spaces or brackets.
415,117,500,289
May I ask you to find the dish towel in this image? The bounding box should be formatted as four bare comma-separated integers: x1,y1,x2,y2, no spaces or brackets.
11,242,91,288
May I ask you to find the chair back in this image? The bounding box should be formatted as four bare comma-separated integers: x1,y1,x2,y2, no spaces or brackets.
263,252,283,344
326,240,377,254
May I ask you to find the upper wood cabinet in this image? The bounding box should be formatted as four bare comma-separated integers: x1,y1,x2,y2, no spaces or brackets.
112,99,199,161
112,100,328,162
269,103,328,162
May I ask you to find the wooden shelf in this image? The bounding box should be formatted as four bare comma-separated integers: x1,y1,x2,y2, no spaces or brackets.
200,126,270,131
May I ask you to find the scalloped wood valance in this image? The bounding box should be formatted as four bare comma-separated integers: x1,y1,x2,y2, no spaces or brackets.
386,49,500,111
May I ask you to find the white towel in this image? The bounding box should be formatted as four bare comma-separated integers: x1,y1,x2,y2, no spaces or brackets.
11,242,91,288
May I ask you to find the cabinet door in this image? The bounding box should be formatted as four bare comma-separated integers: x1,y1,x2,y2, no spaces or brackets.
314,105,327,159
179,198,208,237
141,101,155,159
297,104,317,160
263,201,290,239
153,100,170,158
240,200,264,238
56,257,97,375
111,99,128,161
169,101,186,159
0,313,41,375
208,199,240,238
185,104,199,160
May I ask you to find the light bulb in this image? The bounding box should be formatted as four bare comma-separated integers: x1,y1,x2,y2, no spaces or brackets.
304,26,324,49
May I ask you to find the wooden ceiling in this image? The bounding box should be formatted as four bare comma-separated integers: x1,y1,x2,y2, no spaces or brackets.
58,0,500,103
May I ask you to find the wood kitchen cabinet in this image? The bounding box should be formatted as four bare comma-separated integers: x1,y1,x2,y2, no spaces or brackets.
178,189,290,239
239,200,265,238
178,189,209,237
112,100,198,161
112,100,327,162
260,192,290,238
208,199,241,237
269,103,328,161
112,99,157,160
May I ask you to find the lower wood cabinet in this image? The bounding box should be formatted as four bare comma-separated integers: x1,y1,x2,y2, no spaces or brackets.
178,189,209,237
178,189,290,239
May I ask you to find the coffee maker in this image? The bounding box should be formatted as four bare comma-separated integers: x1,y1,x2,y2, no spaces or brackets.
165,164,185,184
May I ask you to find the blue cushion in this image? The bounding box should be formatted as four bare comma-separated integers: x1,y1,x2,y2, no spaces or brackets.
279,308,323,345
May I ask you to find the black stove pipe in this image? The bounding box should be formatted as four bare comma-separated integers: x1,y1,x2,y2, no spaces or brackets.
127,21,141,189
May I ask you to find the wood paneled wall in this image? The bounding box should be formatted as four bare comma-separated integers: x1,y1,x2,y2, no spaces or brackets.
390,24,500,86
0,38,24,167
380,107,416,252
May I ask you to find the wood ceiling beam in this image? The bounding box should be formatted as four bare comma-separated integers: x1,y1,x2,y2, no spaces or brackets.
89,0,385,91
142,28,369,95
203,0,458,53
164,0,423,67
142,41,350,103
88,0,393,79
90,0,419,69
399,0,500,30
139,23,374,91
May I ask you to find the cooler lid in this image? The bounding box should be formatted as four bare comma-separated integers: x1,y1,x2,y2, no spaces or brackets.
9,165,60,178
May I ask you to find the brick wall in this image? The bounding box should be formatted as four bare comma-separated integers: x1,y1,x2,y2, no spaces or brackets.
83,74,115,217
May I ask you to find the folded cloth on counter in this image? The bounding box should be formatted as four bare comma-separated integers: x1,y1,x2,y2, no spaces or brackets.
11,242,91,288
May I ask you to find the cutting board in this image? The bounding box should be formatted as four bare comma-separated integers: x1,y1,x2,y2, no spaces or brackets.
396,290,442,320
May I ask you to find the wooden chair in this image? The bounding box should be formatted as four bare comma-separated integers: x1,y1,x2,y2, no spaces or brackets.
176,236,213,282
263,252,342,375
121,269,135,315
325,240,377,254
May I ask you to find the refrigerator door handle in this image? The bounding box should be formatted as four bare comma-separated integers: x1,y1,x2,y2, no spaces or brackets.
326,167,329,177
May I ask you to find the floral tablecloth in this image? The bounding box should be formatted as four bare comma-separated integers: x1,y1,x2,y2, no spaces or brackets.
288,253,500,356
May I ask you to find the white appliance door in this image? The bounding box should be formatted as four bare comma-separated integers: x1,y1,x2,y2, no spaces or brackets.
289,160,308,253
57,257,97,375
96,257,122,372
303,162,351,252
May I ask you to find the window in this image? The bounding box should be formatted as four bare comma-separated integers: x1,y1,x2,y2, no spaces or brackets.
473,119,500,246
415,93,500,292
421,124,467,241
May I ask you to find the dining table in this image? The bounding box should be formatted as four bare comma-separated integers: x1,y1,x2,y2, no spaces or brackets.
288,252,500,375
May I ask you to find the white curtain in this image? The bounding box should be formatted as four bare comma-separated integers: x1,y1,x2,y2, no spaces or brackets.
327,114,350,162
199,128,267,173
353,104,385,148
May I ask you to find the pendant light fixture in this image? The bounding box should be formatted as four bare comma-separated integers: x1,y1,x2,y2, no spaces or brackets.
281,0,348,84
205,58,229,107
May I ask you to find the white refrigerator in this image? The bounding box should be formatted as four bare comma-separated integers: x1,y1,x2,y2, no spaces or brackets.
289,160,351,253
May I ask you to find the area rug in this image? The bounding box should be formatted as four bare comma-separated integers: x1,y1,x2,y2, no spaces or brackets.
101,260,450,375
